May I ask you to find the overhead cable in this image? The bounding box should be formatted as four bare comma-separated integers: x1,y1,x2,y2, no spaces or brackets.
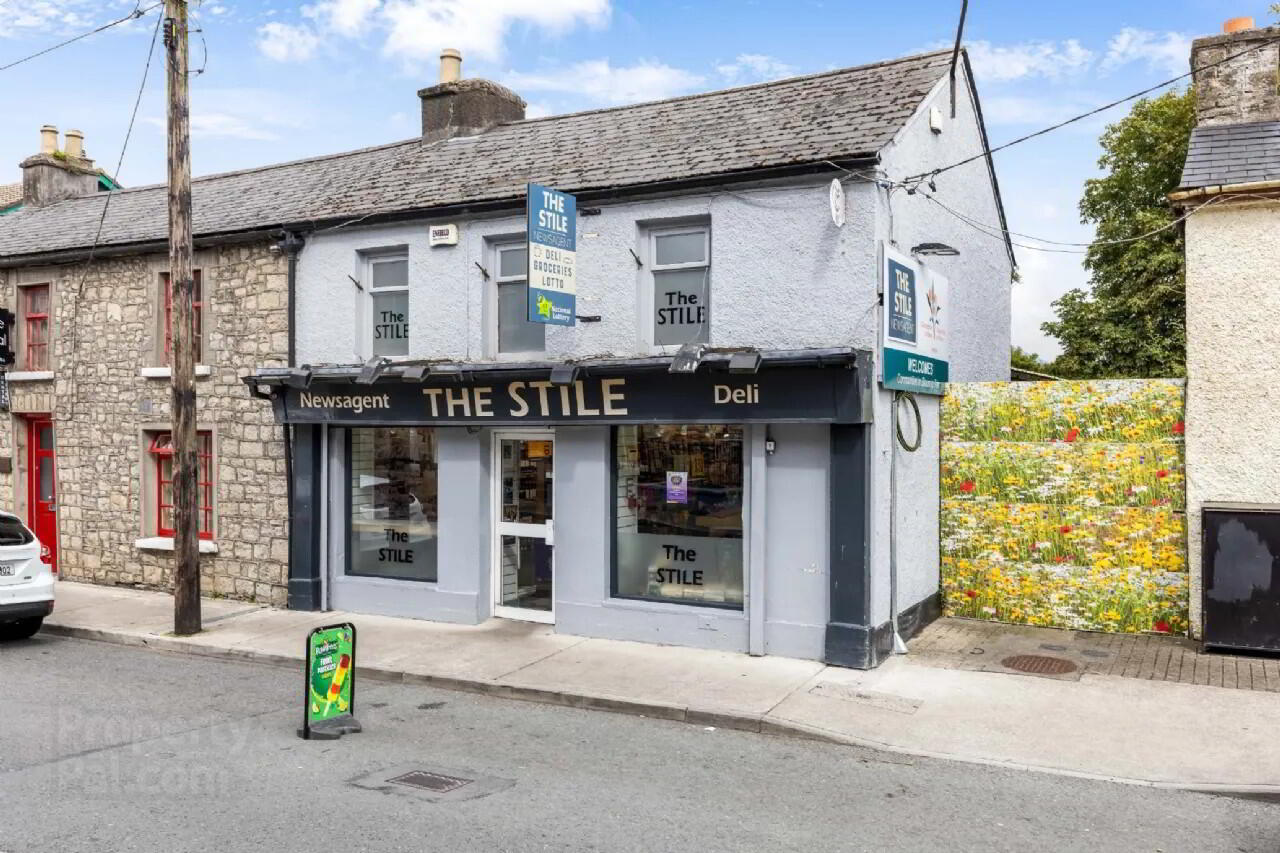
0,2,163,74
906,35,1280,184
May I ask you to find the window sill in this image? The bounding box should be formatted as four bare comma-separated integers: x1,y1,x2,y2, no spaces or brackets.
6,371,55,382
141,366,213,379
135,537,219,554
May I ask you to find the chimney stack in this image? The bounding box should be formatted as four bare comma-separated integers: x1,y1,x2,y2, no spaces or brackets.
1190,20,1280,126
21,124,102,207
417,49,525,144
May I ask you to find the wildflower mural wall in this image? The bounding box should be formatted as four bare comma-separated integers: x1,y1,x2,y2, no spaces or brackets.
940,380,1188,635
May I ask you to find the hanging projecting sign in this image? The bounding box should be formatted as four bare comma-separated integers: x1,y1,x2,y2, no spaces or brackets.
527,183,577,326
881,245,949,395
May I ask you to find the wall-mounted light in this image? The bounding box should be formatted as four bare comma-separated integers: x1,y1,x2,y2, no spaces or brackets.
283,366,313,389
550,365,580,386
668,343,706,374
911,242,960,257
355,356,390,385
401,364,429,382
728,351,762,374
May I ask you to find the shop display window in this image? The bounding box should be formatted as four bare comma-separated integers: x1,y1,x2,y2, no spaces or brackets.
613,424,744,608
348,427,438,581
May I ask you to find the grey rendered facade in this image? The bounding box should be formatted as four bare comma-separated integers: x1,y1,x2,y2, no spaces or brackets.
255,48,1013,666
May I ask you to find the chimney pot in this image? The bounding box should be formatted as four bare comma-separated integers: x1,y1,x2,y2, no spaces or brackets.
1223,17,1255,34
65,129,84,159
40,125,58,155
440,48,462,83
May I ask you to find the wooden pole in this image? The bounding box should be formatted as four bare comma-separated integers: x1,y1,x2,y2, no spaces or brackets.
165,0,200,635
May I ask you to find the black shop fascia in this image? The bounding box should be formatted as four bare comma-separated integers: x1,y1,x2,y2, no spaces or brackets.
245,348,874,427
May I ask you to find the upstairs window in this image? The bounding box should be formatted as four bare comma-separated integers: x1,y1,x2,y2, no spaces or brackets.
20,284,50,371
148,431,214,539
162,270,204,364
367,254,409,357
651,226,710,346
495,243,545,354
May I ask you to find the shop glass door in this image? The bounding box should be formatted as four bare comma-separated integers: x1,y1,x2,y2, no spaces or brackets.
27,417,56,572
493,433,554,623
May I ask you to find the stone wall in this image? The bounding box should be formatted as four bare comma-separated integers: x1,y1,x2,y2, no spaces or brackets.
1192,26,1280,126
0,241,290,605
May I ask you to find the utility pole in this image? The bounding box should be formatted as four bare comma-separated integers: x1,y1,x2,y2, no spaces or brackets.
165,0,200,635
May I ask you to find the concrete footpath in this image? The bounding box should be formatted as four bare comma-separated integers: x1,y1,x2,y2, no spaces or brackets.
40,580,1280,793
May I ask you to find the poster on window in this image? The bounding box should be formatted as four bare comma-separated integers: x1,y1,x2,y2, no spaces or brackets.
665,471,688,504
527,183,577,326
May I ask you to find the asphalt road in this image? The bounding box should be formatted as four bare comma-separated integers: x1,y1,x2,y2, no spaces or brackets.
2,635,1277,853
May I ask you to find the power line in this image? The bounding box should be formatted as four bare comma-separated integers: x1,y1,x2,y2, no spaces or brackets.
920,189,1227,255
906,35,1280,185
66,8,165,417
0,2,163,74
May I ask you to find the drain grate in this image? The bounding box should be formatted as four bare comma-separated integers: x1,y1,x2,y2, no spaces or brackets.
387,770,473,794
1001,654,1078,675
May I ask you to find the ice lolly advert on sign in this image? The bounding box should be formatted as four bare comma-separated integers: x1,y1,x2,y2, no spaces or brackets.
527,183,577,326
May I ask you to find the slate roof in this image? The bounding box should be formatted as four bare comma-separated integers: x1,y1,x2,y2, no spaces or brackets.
1179,121,1280,189
0,49,959,260
0,183,20,210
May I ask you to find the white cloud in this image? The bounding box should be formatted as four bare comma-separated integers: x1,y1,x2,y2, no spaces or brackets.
715,54,797,84
257,0,610,65
964,39,1094,83
257,21,321,62
0,1,96,37
144,87,309,142
1101,28,1192,77
506,59,704,105
305,0,382,37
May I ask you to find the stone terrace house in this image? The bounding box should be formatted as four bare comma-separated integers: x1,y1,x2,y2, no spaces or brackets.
0,127,292,605
245,48,1015,667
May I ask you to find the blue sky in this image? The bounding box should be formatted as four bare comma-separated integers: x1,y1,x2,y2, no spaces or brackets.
0,0,1273,357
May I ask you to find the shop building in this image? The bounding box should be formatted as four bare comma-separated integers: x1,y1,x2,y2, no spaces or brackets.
245,47,1014,667
0,127,291,603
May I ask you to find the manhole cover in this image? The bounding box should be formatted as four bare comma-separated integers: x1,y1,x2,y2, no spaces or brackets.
387,770,473,794
1001,654,1078,675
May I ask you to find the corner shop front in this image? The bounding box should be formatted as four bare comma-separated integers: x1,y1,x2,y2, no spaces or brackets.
253,348,875,662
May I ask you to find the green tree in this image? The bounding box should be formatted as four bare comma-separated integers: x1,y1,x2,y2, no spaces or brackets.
1011,345,1051,374
1042,89,1196,378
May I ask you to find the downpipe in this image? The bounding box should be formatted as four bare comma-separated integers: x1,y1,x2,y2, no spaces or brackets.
889,390,922,655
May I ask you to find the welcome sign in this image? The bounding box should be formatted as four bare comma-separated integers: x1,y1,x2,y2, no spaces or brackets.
882,245,949,395
527,183,577,326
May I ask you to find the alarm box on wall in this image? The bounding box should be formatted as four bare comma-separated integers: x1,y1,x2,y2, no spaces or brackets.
1202,504,1280,654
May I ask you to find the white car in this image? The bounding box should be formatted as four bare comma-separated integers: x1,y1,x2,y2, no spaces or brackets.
0,511,53,641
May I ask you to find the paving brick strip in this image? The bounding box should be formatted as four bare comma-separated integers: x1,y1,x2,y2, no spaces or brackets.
911,618,1280,692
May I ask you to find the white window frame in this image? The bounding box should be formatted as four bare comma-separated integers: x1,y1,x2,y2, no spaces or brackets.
646,224,711,350
489,240,546,360
360,250,410,360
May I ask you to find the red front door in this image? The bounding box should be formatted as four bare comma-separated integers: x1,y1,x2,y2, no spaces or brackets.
27,417,56,572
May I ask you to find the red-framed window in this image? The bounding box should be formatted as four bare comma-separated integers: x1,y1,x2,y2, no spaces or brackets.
149,431,214,539
162,270,203,363
22,284,50,371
